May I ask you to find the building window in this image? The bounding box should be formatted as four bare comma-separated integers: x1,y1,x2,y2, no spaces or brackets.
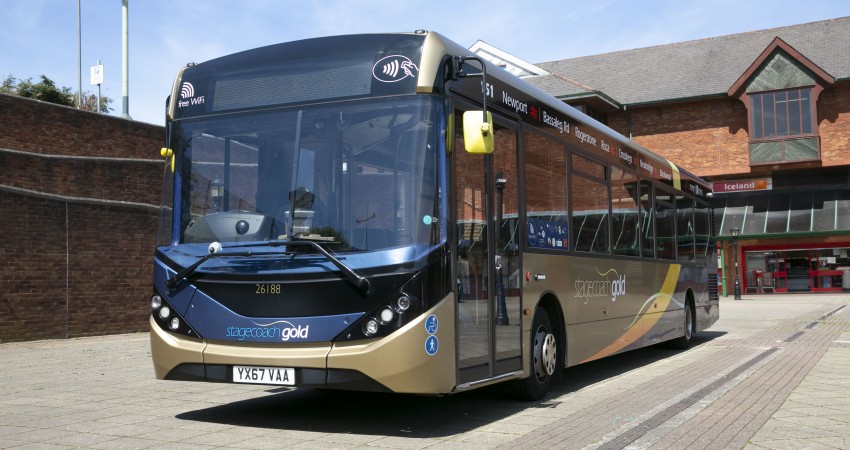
750,87,813,140
573,104,608,125
748,86,819,164
727,39,834,166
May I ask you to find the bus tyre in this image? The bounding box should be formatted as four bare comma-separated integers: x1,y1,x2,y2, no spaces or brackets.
515,307,557,401
669,300,694,349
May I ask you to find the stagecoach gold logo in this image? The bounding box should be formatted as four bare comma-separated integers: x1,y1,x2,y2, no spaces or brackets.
225,320,309,341
574,268,627,304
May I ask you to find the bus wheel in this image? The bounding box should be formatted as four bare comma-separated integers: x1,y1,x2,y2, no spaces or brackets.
669,299,694,349
514,307,556,401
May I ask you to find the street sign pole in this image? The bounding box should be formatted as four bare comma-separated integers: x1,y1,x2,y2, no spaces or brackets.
90,61,104,113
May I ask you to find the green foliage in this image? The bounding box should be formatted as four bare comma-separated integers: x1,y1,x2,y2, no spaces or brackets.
16,75,76,107
1,73,113,113
1,75,16,94
81,92,114,113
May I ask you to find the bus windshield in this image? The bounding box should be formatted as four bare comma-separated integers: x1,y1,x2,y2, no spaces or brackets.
169,95,442,253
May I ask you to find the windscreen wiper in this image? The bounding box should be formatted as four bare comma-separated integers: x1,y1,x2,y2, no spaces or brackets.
287,235,371,294
165,249,260,289
165,239,370,294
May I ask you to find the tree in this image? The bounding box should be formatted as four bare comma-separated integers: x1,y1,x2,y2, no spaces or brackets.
80,92,114,113
1,74,113,113
16,75,76,107
1,75,16,95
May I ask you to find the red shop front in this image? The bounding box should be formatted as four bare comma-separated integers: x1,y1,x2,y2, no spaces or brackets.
739,242,850,293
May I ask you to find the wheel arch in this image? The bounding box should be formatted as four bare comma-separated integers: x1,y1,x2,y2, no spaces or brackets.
685,288,696,334
535,291,567,369
668,288,697,349
686,287,695,304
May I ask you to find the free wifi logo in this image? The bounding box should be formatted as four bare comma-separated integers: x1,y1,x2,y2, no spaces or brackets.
180,82,195,99
176,81,205,108
372,55,419,83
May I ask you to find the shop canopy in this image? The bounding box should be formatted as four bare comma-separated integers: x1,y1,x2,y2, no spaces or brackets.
715,187,850,237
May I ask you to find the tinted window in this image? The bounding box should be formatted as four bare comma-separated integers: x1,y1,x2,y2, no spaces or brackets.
655,188,675,260
611,167,640,257
525,130,568,250
571,154,609,253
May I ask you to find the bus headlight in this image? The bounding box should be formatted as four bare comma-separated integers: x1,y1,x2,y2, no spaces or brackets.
151,294,162,310
149,290,200,339
379,307,395,324
363,318,379,336
396,294,411,312
336,265,440,342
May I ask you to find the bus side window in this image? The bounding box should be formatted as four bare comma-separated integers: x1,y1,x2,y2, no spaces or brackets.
655,188,676,261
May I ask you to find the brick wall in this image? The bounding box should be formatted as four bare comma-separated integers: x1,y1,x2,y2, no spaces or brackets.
0,94,162,158
607,82,850,179
817,83,850,164
0,94,164,342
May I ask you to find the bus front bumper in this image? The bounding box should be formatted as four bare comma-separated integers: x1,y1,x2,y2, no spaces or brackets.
149,295,456,394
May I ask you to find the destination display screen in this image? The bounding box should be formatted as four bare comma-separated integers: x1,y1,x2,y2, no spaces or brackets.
173,34,425,118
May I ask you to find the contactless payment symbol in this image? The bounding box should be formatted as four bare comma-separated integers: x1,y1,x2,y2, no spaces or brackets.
425,314,438,334
372,55,419,83
425,335,439,356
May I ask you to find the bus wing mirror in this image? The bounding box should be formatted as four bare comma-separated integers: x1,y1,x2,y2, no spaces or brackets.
462,111,494,154
160,147,174,173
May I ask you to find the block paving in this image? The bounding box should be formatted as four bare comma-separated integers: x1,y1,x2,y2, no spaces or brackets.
0,294,848,449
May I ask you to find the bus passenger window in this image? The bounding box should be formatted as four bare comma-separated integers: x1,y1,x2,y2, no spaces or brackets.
676,195,695,262
640,180,654,258
655,188,676,260
571,154,609,254
611,167,640,257
524,130,567,250
694,202,712,263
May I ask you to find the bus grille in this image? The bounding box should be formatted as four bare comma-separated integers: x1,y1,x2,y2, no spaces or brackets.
708,273,719,302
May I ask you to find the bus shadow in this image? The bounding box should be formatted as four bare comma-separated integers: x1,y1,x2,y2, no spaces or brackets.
549,331,724,396
175,332,725,438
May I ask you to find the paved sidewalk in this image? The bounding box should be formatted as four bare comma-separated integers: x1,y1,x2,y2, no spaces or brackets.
0,294,848,449
497,294,850,449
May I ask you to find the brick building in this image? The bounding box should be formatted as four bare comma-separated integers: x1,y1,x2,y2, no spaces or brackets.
473,17,850,295
0,94,164,341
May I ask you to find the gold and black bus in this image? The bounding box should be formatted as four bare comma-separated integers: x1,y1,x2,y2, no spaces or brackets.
150,30,718,400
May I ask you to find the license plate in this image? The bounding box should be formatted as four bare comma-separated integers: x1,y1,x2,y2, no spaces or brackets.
232,365,295,385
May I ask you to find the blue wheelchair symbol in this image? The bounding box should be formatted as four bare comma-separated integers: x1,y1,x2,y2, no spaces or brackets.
425,314,438,335
425,335,439,356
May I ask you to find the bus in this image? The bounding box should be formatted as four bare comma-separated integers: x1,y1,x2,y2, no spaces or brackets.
150,30,718,400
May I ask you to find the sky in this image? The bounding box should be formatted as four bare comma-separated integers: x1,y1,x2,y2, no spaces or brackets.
2,0,849,126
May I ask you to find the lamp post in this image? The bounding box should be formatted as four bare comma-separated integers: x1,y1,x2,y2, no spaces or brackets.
730,227,741,300
210,176,224,212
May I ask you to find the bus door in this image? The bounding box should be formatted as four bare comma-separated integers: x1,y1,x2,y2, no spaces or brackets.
453,107,522,385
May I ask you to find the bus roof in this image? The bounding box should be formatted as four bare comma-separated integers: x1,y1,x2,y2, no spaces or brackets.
167,31,711,199
421,31,712,198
